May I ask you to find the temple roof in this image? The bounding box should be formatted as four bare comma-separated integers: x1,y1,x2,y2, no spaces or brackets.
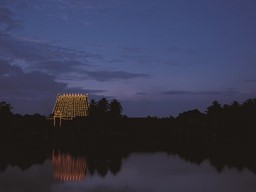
52,93,89,119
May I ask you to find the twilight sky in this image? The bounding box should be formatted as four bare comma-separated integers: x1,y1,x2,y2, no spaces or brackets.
0,0,256,117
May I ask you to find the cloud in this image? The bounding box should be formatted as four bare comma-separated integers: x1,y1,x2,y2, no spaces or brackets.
0,32,104,80
0,0,30,7
85,89,107,94
0,59,67,114
136,92,147,95
162,90,239,96
0,58,22,75
0,61,66,92
0,6,21,31
107,59,124,63
0,32,150,83
244,79,256,83
0,32,93,63
162,90,218,95
0,4,150,84
163,47,181,53
32,60,90,74
0,58,128,114
62,87,107,94
50,0,129,10
83,70,151,81
0,5,106,65
122,47,141,53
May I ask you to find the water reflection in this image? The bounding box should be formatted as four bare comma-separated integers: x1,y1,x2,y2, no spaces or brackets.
51,150,87,181
0,152,256,192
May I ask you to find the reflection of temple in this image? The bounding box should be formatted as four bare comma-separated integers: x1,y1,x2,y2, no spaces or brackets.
51,150,87,181
52,93,89,127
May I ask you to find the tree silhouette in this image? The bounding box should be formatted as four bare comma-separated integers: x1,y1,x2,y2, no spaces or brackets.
205,101,223,136
109,160,122,175
242,99,256,125
0,101,13,117
97,98,109,118
206,101,222,116
109,99,123,118
0,101,13,125
0,101,13,131
89,99,97,117
88,98,123,118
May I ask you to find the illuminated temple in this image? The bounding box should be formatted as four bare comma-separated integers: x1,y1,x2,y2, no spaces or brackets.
52,93,89,126
52,150,87,181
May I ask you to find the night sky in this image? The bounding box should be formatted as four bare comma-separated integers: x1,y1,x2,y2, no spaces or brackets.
0,0,256,117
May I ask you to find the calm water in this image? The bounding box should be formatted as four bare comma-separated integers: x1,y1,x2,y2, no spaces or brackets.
0,152,256,192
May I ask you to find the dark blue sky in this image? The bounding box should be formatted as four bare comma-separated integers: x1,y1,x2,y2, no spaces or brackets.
0,0,256,117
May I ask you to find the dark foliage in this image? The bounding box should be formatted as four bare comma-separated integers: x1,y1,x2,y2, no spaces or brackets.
1,98,256,176
88,98,123,119
0,101,13,116
0,101,13,128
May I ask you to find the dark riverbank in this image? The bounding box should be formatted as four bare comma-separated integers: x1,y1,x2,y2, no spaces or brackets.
1,116,256,176
1,98,256,175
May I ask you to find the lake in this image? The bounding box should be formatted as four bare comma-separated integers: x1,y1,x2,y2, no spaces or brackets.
0,151,256,192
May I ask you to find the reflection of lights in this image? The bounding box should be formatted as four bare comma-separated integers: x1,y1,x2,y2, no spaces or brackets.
51,150,87,181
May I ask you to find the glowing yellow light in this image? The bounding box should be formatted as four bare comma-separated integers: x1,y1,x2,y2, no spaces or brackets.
51,150,87,181
52,93,89,127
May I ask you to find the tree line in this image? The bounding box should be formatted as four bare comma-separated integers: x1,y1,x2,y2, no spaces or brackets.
1,98,256,175
88,98,123,119
206,99,256,126
1,98,256,122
